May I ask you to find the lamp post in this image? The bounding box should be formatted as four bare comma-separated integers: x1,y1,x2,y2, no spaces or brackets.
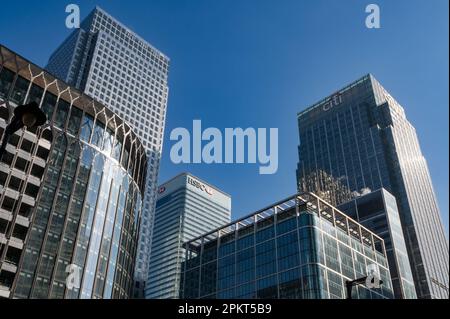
345,276,383,299
0,101,47,159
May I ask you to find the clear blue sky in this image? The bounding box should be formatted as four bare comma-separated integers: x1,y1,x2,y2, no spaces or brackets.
0,0,448,235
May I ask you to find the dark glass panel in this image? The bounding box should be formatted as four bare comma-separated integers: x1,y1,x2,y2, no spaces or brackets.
10,76,29,104
54,99,70,129
41,92,57,122
67,106,83,136
0,67,15,98
26,84,44,105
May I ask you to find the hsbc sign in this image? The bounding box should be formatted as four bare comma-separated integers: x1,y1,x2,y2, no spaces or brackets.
158,186,166,194
187,176,213,195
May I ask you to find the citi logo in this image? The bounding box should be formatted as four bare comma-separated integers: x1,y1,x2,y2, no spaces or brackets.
158,186,166,194
322,94,343,111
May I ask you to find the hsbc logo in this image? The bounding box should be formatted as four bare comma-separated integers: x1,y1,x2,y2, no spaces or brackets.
158,186,166,194
187,176,213,195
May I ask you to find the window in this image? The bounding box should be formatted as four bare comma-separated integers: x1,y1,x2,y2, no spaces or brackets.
10,76,30,104
67,106,83,136
277,232,300,271
256,225,274,243
26,84,44,105
237,234,253,251
279,268,301,298
80,114,94,142
0,67,15,97
41,92,57,122
257,275,277,298
256,240,276,278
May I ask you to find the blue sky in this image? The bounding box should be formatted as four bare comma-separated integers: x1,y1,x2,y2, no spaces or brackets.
0,0,448,234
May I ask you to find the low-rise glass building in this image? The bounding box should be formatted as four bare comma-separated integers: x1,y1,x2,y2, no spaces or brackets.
0,45,147,299
180,193,394,299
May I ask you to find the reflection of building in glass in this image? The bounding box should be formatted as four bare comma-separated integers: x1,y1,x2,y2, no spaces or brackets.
46,7,170,296
146,173,231,299
298,169,353,207
296,74,449,298
0,45,146,299
338,188,416,299
180,193,394,299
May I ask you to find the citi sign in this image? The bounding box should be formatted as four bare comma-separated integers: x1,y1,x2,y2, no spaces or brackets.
322,94,343,111
187,176,213,195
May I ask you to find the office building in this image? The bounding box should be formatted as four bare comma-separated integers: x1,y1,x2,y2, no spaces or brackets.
180,192,394,299
46,6,170,294
338,188,416,298
146,173,231,299
0,45,146,298
296,74,449,298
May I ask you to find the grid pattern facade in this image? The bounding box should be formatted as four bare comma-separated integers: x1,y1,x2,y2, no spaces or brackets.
46,7,170,293
0,45,146,299
181,193,394,299
338,188,417,299
296,74,449,299
146,173,231,299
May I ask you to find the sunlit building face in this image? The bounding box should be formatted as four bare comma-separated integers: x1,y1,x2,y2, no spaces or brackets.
0,45,146,299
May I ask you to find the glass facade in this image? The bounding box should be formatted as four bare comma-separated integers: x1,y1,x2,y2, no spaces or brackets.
296,74,449,299
180,193,394,299
0,45,146,299
338,188,417,299
146,173,231,299
46,6,170,296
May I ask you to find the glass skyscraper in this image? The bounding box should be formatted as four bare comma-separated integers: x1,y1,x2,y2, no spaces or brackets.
296,74,449,298
0,45,146,298
146,173,231,299
46,6,170,295
181,193,394,299
338,188,417,299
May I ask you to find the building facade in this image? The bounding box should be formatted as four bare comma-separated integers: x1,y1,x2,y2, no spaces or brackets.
146,173,231,299
46,6,170,294
296,74,449,298
338,188,416,299
180,193,394,299
0,45,146,299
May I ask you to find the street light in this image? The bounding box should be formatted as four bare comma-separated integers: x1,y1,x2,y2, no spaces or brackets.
345,276,383,299
0,101,47,159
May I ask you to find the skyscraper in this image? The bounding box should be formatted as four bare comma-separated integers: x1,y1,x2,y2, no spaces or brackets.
46,7,170,294
146,173,231,299
181,192,394,299
0,44,146,299
296,74,449,299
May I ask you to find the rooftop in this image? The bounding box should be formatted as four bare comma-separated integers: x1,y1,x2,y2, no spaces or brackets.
91,6,170,61
184,192,385,255
297,73,372,118
158,172,232,198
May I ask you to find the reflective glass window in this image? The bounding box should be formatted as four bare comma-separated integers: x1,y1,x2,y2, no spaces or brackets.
67,106,83,136
26,84,44,105
10,76,30,104
41,92,57,122
54,99,70,129
80,114,94,142
0,67,15,98
92,120,105,148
